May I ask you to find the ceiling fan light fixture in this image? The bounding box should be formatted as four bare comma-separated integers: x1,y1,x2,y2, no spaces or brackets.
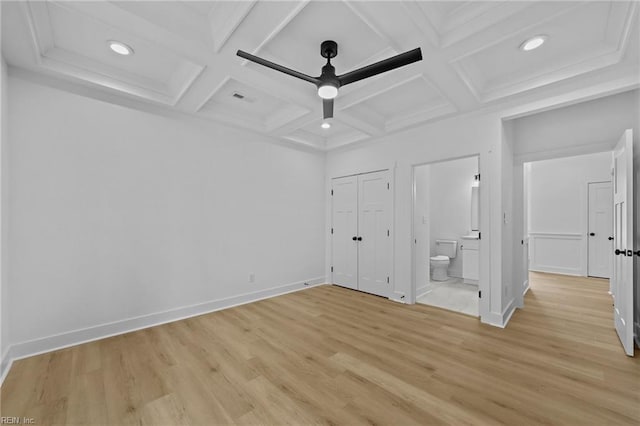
317,84,338,99
237,41,423,119
108,40,133,56
520,35,547,52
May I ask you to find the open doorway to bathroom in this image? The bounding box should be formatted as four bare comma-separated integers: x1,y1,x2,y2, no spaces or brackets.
413,155,480,317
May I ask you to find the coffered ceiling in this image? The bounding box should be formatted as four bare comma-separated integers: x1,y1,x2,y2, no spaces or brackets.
2,1,639,150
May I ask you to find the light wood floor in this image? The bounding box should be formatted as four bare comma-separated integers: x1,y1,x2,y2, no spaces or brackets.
2,272,639,425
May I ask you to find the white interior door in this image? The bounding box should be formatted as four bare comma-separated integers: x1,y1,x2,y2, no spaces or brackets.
331,176,358,290
588,182,613,278
612,129,634,356
357,171,391,297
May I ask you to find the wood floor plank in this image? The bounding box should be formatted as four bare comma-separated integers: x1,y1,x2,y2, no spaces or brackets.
2,272,639,425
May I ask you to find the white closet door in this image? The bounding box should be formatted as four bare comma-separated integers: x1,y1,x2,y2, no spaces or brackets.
357,170,391,297
331,176,358,290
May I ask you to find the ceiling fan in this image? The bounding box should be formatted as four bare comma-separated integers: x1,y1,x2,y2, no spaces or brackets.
237,41,423,120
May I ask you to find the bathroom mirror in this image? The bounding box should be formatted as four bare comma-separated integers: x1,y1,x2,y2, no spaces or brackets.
471,186,479,231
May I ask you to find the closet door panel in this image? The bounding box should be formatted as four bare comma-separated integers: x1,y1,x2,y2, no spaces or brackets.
357,171,391,297
331,176,358,290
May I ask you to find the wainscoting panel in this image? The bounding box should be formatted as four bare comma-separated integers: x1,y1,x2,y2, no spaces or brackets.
529,232,585,276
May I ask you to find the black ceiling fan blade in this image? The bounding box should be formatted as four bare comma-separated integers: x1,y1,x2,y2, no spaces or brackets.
338,48,423,86
323,98,334,119
237,50,319,85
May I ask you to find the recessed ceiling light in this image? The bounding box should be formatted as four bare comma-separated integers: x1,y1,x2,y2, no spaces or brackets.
321,122,331,129
520,35,547,52
108,41,133,56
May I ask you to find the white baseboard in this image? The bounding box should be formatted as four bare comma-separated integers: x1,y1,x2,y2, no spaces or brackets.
390,290,407,304
0,277,325,386
523,280,530,296
0,346,13,386
482,299,516,329
529,266,582,276
502,300,516,327
415,284,429,299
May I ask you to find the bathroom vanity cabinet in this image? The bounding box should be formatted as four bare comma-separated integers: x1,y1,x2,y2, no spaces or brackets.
461,237,479,284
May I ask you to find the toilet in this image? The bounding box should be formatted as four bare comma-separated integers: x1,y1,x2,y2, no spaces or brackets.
430,240,458,281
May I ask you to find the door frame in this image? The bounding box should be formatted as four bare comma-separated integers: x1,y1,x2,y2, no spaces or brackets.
410,154,489,320
330,168,395,299
513,147,617,311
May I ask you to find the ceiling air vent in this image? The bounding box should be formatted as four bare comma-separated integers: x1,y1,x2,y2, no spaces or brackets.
231,92,256,103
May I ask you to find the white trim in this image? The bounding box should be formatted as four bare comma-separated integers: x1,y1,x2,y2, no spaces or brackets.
502,300,516,327
528,232,584,276
0,277,325,385
527,232,582,237
416,284,429,299
483,299,516,329
0,347,13,386
528,267,582,276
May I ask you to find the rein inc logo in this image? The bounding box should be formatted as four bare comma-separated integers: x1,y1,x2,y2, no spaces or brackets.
0,418,35,424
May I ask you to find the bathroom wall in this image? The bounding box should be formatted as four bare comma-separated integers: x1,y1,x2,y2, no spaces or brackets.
428,156,479,279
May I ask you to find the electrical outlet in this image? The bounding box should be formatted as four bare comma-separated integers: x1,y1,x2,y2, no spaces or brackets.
304,282,310,286
248,273,255,283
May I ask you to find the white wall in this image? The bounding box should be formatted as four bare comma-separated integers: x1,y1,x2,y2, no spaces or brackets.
327,111,504,325
5,75,326,360
512,90,640,158
427,157,478,279
0,56,9,378
526,152,611,276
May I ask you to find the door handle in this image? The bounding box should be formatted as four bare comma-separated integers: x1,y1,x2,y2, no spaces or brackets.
608,236,614,241
352,236,357,241
615,249,627,256
357,236,363,241
589,233,595,236
635,250,640,256
628,250,633,257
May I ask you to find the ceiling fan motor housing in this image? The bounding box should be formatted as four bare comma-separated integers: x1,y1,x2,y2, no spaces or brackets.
321,40,338,59
319,64,340,89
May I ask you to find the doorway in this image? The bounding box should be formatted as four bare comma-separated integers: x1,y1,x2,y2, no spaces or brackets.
519,132,635,356
412,156,480,317
524,152,613,278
